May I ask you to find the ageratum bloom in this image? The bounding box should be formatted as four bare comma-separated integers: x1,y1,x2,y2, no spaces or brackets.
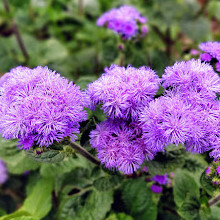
162,59,220,97
0,66,88,150
152,174,168,185
199,42,220,62
151,185,162,194
199,42,220,72
90,119,154,174
87,65,160,121
140,94,194,153
140,92,220,155
97,5,148,39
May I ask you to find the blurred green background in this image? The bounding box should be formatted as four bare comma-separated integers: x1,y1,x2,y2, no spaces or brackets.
0,0,220,86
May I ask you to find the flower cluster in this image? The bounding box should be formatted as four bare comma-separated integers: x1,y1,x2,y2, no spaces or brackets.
97,5,148,39
199,41,220,72
151,173,171,194
90,119,154,174
87,65,160,121
140,59,220,158
88,64,159,173
0,66,88,150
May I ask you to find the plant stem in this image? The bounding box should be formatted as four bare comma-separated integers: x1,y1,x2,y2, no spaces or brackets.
78,0,83,16
68,139,100,166
3,0,29,61
209,193,220,207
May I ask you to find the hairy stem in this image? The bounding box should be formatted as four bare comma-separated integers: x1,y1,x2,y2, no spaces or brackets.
209,193,220,207
3,0,29,61
68,139,100,166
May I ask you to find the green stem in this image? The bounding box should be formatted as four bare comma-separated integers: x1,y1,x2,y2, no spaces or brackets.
68,139,100,166
3,0,29,61
209,193,220,207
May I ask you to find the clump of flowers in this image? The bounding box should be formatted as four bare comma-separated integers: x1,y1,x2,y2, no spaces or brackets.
87,65,160,121
199,41,220,72
90,119,154,174
97,5,148,39
140,59,220,158
0,159,8,184
88,64,160,174
0,66,88,150
150,173,172,194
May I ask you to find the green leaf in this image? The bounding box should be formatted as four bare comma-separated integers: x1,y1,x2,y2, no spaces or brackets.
200,170,216,196
174,169,200,208
93,175,123,191
26,149,65,163
183,154,208,186
76,75,97,89
0,138,40,174
2,210,38,220
21,177,53,219
146,145,185,175
40,155,89,177
180,16,211,41
58,189,113,220
122,179,157,220
208,206,220,220
178,194,200,220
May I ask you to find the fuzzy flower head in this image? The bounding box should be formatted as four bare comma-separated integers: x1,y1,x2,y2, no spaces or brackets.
87,65,160,121
151,185,162,194
90,119,154,174
162,59,220,97
216,165,220,177
97,5,147,39
0,66,88,150
199,42,220,62
140,91,220,155
152,174,168,185
0,159,8,184
140,94,194,153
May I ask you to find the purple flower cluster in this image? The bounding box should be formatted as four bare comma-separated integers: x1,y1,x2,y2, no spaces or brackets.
87,65,160,121
97,5,148,39
199,41,220,71
90,119,154,174
140,59,220,158
88,65,160,173
150,173,171,194
0,66,88,150
0,159,8,184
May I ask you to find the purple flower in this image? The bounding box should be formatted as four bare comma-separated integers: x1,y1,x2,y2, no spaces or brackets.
0,160,8,184
90,119,154,174
151,184,162,194
216,62,220,72
216,165,220,176
190,49,199,56
200,53,212,62
97,5,147,39
140,94,194,153
206,167,211,176
152,174,168,185
199,42,220,61
0,66,88,150
162,59,220,96
87,65,160,121
140,91,220,155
